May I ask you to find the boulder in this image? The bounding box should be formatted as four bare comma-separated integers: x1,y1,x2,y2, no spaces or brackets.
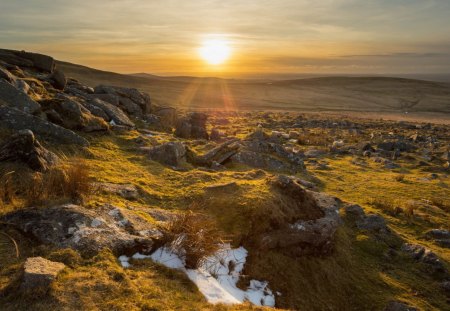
85,98,135,127
0,79,41,114
0,130,59,171
0,49,34,67
0,106,89,146
49,68,67,90
17,50,55,72
378,140,416,152
148,142,186,167
94,84,151,114
1,204,159,257
175,112,209,139
152,107,177,128
187,139,240,166
21,257,65,294
356,214,389,234
42,96,108,132
401,243,448,277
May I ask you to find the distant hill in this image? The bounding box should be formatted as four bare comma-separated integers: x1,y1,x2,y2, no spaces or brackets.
57,61,450,115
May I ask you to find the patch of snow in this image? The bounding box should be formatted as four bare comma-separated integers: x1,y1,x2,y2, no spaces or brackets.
120,244,276,307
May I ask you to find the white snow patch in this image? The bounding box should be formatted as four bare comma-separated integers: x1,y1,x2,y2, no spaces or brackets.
118,244,276,307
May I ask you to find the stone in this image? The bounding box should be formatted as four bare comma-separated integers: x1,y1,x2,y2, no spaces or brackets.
401,243,448,277
356,214,389,234
21,257,65,294
0,106,89,146
175,112,209,139
343,204,365,218
152,107,177,128
0,79,41,114
96,182,141,200
187,139,240,167
2,204,159,257
86,98,135,127
42,96,108,132
304,149,326,158
50,68,67,90
94,84,151,114
148,142,186,167
0,130,59,171
383,301,418,311
0,66,16,83
0,49,55,72
210,128,224,141
378,140,416,152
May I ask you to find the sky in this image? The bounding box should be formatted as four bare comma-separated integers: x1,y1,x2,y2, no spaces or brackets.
1,0,450,77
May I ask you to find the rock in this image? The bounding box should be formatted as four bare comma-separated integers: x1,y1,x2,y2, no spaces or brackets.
210,128,224,141
50,68,67,90
86,98,135,127
175,112,209,139
343,204,365,218
1,204,159,257
152,107,177,128
358,142,375,152
0,106,89,146
187,139,240,166
87,93,120,106
0,66,16,83
0,79,41,114
96,182,141,200
304,149,326,158
425,229,450,248
356,214,389,234
42,96,108,132
21,257,65,294
148,142,186,167
94,84,151,114
401,243,448,277
378,140,416,152
0,49,55,72
441,281,450,294
383,301,418,311
0,130,59,171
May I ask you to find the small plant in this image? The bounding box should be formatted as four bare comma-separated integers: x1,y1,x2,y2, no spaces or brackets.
163,210,225,269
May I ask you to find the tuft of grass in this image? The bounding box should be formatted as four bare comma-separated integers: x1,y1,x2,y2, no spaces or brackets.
163,209,225,269
394,174,406,182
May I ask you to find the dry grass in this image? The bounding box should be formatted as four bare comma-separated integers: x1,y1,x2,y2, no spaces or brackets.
0,171,16,208
394,174,406,182
163,209,225,269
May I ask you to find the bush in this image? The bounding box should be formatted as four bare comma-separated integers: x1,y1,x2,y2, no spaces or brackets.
163,210,224,269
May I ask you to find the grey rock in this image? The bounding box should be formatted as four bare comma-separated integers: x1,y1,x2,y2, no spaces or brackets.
148,142,186,167
2,204,159,257
343,204,365,218
0,66,16,83
175,112,209,139
87,98,135,127
357,214,389,233
94,84,151,114
0,129,59,171
152,107,177,128
188,139,239,166
0,79,41,114
21,257,65,294
50,68,66,90
401,243,448,276
0,106,89,146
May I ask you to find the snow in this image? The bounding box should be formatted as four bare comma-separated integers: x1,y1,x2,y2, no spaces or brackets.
118,244,276,307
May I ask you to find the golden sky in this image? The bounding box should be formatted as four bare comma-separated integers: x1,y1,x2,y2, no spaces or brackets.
1,0,450,77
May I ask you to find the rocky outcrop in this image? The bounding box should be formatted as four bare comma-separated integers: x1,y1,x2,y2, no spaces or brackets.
41,96,108,132
0,49,55,72
0,106,89,146
1,204,160,257
175,112,209,139
0,79,41,114
148,142,186,167
21,257,65,295
0,130,59,171
187,139,240,167
49,68,67,90
94,85,151,116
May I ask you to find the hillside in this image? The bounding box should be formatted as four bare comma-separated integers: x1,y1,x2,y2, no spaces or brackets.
57,61,450,115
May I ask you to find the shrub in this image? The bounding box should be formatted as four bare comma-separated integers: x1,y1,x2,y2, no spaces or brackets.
163,210,225,269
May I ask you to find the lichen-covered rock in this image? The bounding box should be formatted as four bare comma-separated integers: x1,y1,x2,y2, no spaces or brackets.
0,79,41,114
0,130,59,171
21,257,65,294
0,106,89,146
1,204,160,257
85,98,135,127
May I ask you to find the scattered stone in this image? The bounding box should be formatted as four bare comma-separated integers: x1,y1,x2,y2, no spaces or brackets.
401,243,448,277
21,257,65,294
148,142,186,167
0,130,59,171
343,204,365,218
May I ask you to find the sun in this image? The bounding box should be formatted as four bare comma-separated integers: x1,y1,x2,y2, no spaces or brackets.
199,39,231,65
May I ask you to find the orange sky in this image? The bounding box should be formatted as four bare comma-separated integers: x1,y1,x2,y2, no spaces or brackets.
1,0,450,77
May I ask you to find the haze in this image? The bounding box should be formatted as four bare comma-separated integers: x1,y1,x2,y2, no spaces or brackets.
1,0,450,77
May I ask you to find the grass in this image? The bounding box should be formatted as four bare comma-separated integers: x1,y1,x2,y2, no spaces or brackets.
0,125,449,310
